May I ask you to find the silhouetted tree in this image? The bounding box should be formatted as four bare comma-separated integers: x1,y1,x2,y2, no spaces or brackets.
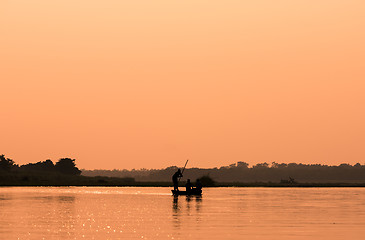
198,175,215,186
354,163,362,168
229,163,236,168
55,158,81,175
339,163,351,168
287,163,298,168
237,161,249,168
42,159,55,171
271,162,280,168
253,162,269,169
21,159,55,172
0,154,16,171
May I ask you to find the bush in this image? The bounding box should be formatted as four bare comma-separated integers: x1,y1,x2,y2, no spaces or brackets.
198,175,215,187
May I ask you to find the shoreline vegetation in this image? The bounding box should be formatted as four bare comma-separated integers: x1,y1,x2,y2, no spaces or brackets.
1,154,365,187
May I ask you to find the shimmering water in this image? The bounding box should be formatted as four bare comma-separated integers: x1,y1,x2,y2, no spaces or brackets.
0,187,364,239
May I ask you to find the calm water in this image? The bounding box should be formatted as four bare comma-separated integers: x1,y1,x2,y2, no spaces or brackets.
0,187,364,239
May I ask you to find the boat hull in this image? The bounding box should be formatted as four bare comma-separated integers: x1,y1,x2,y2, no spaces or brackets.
171,189,202,196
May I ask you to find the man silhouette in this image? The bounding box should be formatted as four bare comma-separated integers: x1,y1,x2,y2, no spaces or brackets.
172,169,183,191
185,179,192,193
195,179,202,191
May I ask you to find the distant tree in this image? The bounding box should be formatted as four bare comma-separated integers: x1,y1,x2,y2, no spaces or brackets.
198,175,215,186
338,163,351,168
237,161,249,168
277,163,288,168
253,162,269,169
55,158,81,175
229,163,236,168
271,162,289,169
0,154,16,171
287,163,299,168
42,159,55,171
271,162,279,168
21,159,55,172
354,163,362,168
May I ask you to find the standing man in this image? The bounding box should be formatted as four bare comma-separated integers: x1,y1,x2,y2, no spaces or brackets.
172,169,183,191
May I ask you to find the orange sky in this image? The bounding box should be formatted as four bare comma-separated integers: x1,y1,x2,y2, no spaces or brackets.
1,1,364,170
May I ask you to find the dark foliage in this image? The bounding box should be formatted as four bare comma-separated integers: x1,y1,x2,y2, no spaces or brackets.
55,158,81,175
0,154,16,171
198,175,215,186
82,161,365,183
19,158,81,175
2,153,365,186
1,154,81,177
21,159,55,172
0,154,135,186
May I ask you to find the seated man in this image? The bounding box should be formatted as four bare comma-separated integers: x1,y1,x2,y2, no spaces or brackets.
185,179,192,193
192,179,202,194
195,179,202,191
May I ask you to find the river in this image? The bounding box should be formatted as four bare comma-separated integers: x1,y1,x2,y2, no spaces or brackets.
0,187,364,239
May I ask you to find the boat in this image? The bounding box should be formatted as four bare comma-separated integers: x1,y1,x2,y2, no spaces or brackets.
171,188,202,196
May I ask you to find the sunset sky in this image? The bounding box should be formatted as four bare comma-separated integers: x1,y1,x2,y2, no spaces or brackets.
1,1,364,170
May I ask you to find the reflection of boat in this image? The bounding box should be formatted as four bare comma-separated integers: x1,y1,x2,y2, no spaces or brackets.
171,189,202,196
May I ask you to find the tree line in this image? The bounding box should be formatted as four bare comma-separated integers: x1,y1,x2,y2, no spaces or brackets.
0,154,81,175
82,161,365,183
3,154,365,184
0,154,139,186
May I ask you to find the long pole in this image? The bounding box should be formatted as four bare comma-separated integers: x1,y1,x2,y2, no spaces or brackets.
181,159,189,175
178,159,189,182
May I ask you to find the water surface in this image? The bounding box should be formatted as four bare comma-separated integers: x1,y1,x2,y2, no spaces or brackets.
0,187,364,239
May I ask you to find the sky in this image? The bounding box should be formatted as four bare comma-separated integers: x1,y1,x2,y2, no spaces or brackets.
1,0,364,170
